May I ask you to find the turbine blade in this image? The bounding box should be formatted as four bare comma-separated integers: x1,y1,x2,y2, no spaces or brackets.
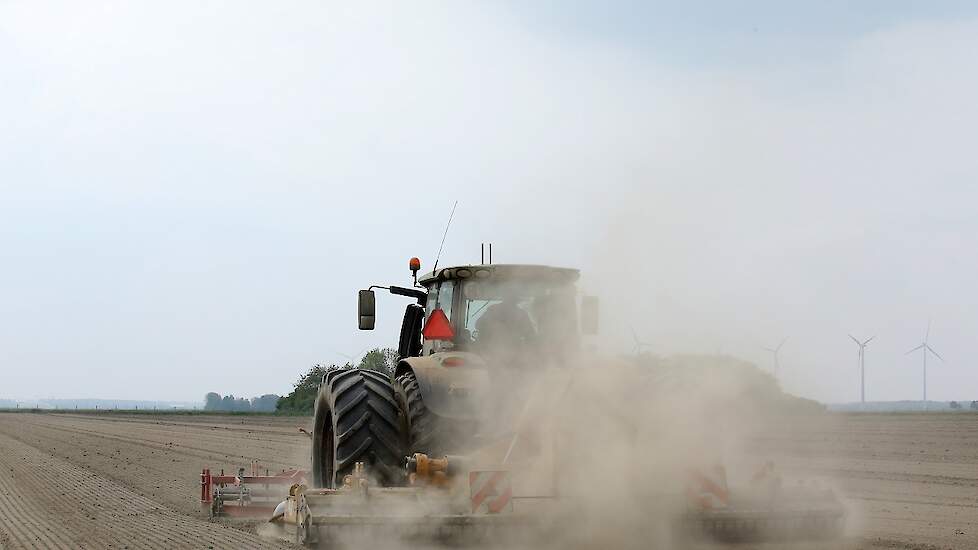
863,336,875,346
926,345,944,362
849,334,860,345
905,343,925,354
777,337,788,351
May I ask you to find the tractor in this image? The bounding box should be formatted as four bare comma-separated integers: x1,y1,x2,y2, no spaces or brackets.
311,260,598,490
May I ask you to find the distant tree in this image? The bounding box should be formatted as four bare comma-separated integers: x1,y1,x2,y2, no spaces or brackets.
971,400,978,410
358,348,398,374
950,401,961,409
276,363,345,414
204,392,222,411
251,394,280,412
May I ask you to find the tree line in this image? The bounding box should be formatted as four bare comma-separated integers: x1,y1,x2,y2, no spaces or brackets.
203,393,280,412
202,348,397,415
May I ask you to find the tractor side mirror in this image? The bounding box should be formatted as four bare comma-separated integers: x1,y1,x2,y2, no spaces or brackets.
580,295,599,335
358,290,376,330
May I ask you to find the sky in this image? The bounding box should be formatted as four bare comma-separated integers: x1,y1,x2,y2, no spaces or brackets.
1,1,977,404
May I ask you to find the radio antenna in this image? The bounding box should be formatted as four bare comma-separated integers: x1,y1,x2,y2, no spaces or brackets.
432,201,458,272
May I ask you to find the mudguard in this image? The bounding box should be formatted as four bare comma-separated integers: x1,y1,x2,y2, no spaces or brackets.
396,353,489,419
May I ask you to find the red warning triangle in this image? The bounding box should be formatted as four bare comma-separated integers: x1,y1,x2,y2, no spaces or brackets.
422,308,455,340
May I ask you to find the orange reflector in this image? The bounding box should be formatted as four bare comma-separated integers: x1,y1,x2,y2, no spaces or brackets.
442,357,465,367
422,308,455,341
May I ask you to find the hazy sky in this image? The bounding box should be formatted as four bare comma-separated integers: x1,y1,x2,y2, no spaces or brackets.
2,1,977,403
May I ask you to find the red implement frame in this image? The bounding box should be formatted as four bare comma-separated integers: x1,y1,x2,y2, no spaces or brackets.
201,462,307,519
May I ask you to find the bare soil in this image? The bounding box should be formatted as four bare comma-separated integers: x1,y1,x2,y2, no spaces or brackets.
746,412,978,550
0,412,974,549
0,413,308,549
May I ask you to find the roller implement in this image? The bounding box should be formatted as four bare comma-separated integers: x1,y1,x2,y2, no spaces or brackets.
202,259,845,546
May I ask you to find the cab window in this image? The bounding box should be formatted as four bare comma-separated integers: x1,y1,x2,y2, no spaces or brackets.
431,282,454,322
423,281,457,354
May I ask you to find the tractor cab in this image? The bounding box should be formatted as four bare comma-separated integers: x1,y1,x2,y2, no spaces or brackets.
419,264,590,356
358,261,598,363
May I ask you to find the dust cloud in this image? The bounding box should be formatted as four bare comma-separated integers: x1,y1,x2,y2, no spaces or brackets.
309,324,852,549
479,353,847,550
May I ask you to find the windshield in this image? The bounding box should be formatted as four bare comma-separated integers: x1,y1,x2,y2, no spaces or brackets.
459,279,578,350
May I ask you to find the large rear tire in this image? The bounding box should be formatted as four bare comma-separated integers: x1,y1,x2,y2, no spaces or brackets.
393,371,474,456
311,369,404,488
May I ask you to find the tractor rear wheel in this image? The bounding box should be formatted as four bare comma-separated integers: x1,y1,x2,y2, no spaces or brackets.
311,369,404,488
394,371,473,456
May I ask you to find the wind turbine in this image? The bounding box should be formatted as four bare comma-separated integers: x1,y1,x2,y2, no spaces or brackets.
763,338,788,379
848,334,875,404
630,326,652,355
906,321,943,405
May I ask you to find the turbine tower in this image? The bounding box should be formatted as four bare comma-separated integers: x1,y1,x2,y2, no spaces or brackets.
906,321,943,405
763,338,788,379
848,334,874,404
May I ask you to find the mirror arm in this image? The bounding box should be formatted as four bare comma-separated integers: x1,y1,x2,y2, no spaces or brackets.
389,285,427,305
371,284,426,305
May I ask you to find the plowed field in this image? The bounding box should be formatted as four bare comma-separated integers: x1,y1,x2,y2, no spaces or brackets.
0,412,974,549
0,413,306,549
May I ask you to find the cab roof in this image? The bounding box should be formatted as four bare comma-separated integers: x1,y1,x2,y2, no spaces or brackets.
417,264,580,286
